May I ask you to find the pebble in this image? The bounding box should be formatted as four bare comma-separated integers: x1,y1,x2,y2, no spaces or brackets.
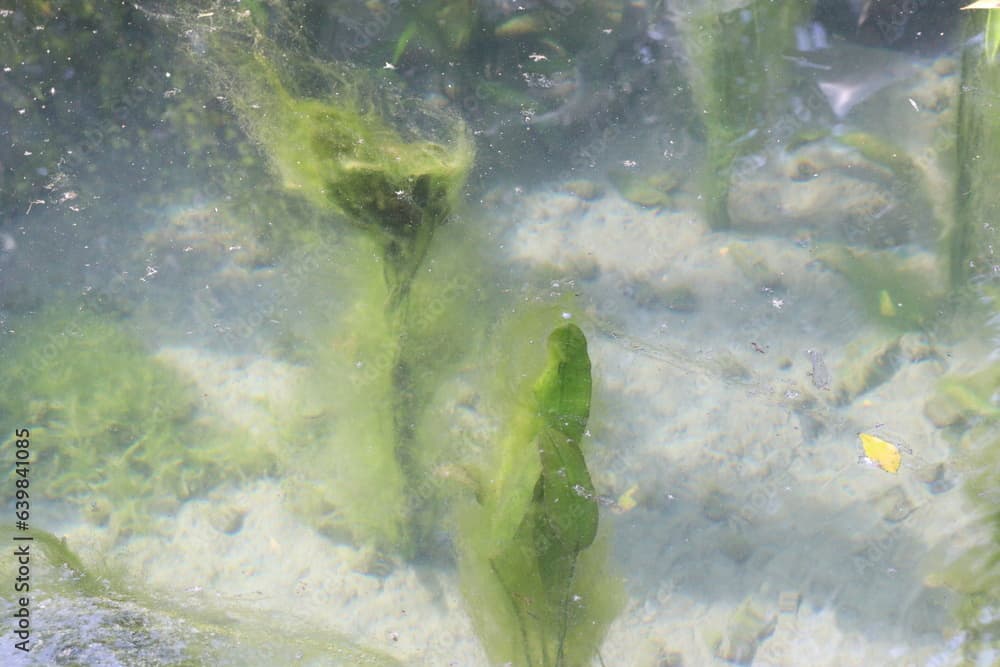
208,504,248,535
701,489,732,523
715,599,777,664
916,462,954,494
875,485,917,523
923,394,965,428
560,179,604,201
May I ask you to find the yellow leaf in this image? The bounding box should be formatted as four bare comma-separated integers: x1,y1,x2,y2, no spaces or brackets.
859,433,901,473
613,484,640,514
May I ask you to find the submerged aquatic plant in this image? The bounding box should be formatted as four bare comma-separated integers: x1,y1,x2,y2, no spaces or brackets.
198,12,473,307
391,0,479,64
953,6,1000,290
279,227,491,551
167,3,476,554
672,0,811,229
930,371,1000,661
458,322,622,667
937,3,1000,624
143,9,624,663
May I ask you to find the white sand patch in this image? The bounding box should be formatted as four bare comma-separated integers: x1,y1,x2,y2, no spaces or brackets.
121,480,485,666
156,345,302,441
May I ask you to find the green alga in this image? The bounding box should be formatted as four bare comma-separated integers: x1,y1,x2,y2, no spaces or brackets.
0,304,272,535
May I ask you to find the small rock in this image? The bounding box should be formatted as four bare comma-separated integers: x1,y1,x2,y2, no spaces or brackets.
875,485,916,523
560,179,604,201
607,168,680,209
923,394,965,428
353,547,396,578
701,489,732,523
899,332,936,362
916,462,953,494
932,56,957,77
719,529,753,565
715,599,777,664
726,242,786,292
208,504,248,535
834,335,902,405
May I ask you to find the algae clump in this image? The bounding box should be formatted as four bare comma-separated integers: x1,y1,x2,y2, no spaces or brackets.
200,17,473,306
672,0,811,229
181,9,476,555
277,221,493,554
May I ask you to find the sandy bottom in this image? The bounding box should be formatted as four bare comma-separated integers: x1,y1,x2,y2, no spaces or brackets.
44,166,981,667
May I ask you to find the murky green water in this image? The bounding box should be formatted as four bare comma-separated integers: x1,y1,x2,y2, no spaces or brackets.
1,2,998,666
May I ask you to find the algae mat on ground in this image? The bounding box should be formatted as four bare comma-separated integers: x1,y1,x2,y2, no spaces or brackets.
0,305,273,536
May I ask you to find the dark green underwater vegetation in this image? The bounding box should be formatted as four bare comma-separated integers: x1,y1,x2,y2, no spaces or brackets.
928,7,1000,662
457,322,622,667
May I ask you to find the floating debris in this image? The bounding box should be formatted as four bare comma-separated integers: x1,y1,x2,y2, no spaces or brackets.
859,432,902,473
613,484,640,514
